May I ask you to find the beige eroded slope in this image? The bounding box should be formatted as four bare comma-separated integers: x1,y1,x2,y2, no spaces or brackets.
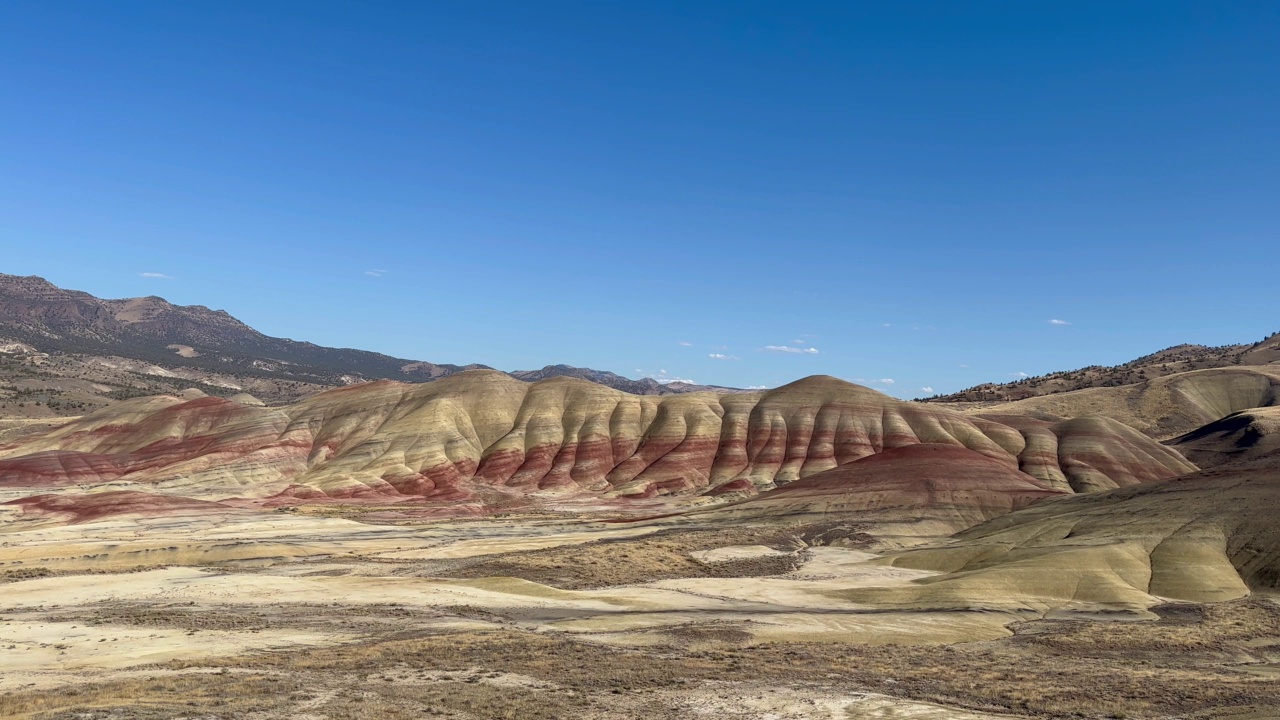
703,444,1066,544
0,372,1195,516
698,412,1195,546
839,451,1280,616
967,365,1280,438
1169,406,1280,469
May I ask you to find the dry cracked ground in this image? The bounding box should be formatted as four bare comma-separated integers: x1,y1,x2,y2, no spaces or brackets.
0,502,1277,720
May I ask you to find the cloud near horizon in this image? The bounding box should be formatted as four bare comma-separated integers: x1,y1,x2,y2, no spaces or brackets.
763,345,819,354
139,272,171,279
639,368,696,385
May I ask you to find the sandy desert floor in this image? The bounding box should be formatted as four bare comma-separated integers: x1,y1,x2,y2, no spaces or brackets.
1,502,1278,719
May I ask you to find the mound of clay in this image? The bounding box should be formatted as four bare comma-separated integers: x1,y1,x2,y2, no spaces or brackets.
846,452,1280,615
5,491,237,524
711,444,1066,541
1169,407,1280,469
0,373,1195,512
227,393,265,406
990,414,1198,493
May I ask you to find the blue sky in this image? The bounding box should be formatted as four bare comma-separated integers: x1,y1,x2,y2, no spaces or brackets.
2,2,1277,397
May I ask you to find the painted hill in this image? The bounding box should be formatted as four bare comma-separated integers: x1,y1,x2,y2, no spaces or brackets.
5,489,241,525
705,412,1195,543
705,443,1068,543
1169,406,1280,469
0,374,1195,525
851,449,1280,617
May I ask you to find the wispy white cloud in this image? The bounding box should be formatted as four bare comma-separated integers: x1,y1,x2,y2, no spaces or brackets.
1049,319,1071,326
708,353,738,361
791,339,807,345
763,345,819,354
638,369,697,385
1014,371,1031,378
920,386,934,393
746,385,768,390
139,272,171,279
882,323,892,327
849,377,896,395
365,269,388,277
677,341,693,346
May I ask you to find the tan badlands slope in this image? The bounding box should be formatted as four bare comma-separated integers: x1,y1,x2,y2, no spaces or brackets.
855,449,1280,615
1169,405,1280,469
706,443,1068,542
0,372,1194,517
968,365,1280,438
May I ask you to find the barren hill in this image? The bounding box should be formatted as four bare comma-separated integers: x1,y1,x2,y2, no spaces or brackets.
858,447,1280,616
961,365,1280,439
0,373,1194,523
705,410,1194,544
926,332,1280,403
1169,406,1280,469
705,443,1068,544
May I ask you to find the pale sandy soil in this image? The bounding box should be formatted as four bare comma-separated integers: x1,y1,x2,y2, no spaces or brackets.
0,539,1009,646
689,544,789,563
0,620,354,691
643,683,1013,719
0,502,1027,717
4,500,1275,718
379,524,665,559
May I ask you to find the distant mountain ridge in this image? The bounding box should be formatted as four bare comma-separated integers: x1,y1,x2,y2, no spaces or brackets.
509,364,737,395
0,273,735,398
924,332,1280,404
0,273,486,385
